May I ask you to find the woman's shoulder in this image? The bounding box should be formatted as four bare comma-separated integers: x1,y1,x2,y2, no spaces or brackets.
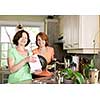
47,46,54,51
8,47,17,57
9,47,16,52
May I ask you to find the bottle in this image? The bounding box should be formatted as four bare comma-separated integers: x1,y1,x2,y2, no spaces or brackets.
67,59,70,67
64,58,68,68
57,72,61,84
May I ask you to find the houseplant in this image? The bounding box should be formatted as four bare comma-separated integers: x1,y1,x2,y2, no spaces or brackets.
82,58,95,80
60,68,85,84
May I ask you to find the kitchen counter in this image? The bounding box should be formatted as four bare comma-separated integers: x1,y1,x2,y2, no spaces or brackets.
32,76,58,84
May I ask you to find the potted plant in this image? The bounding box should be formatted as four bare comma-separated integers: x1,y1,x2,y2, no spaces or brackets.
60,68,85,84
82,58,95,80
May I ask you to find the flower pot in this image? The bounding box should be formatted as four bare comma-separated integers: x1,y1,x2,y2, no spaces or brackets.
63,78,73,84
89,68,99,84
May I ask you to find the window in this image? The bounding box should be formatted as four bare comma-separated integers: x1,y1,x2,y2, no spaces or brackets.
0,21,44,69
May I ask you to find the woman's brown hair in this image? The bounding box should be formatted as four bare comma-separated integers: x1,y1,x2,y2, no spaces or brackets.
36,32,49,46
13,30,30,46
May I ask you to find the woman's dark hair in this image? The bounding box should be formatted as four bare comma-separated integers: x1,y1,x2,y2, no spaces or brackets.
13,30,30,46
36,32,49,46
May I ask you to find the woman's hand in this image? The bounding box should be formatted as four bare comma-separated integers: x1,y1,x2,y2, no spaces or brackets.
25,56,37,63
34,69,42,74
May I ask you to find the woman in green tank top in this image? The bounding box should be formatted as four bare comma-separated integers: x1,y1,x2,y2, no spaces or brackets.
8,30,36,84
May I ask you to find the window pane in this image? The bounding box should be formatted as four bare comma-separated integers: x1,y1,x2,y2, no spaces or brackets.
24,27,40,50
1,59,8,67
1,26,16,42
24,27,40,43
1,52,7,58
1,43,9,50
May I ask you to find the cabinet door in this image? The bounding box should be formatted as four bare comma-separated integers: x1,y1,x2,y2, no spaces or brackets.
63,15,79,49
71,16,79,48
79,15,99,48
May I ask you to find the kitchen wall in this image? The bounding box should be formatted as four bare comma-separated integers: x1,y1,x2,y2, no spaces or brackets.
0,15,47,22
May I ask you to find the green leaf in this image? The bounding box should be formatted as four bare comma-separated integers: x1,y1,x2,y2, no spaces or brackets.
73,72,85,84
83,63,95,79
61,68,74,79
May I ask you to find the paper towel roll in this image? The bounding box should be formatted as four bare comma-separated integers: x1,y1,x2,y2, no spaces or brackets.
72,56,79,71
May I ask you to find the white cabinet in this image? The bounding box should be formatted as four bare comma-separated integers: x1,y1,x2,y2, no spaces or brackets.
61,15,79,49
79,15,99,48
60,15,99,54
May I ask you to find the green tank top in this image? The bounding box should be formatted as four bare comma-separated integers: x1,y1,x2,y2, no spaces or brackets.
8,48,32,84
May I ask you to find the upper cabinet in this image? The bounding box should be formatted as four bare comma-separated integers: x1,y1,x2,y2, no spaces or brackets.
60,15,79,49
60,15,100,54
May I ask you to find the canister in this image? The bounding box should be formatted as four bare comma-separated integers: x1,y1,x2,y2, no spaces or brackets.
89,68,99,84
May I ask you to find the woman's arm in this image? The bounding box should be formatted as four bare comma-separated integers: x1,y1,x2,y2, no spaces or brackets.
51,47,55,60
8,56,36,73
